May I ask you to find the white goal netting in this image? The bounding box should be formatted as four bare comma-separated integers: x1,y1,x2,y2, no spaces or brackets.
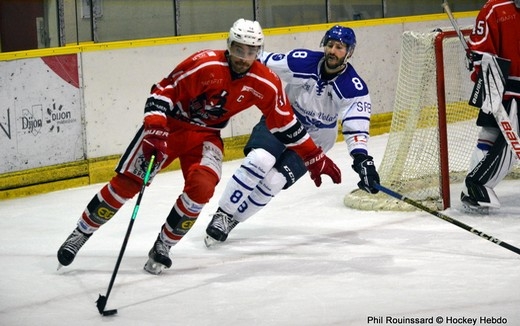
344,29,519,211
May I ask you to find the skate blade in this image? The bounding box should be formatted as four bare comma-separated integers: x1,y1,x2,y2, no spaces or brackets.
461,203,490,215
143,258,167,275
204,235,222,248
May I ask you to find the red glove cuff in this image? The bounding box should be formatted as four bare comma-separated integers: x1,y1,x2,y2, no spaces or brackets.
470,65,481,83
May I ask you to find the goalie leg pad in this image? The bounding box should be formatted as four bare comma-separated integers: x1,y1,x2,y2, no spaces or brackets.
464,134,517,209
464,135,510,208
462,100,519,210
467,126,500,172
465,99,519,191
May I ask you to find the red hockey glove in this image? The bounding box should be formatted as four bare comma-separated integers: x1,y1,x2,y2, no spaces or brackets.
304,147,342,187
352,154,380,194
142,127,169,164
470,66,480,83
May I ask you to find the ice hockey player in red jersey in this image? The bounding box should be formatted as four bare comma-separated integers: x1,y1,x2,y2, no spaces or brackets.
57,18,341,274
460,0,520,213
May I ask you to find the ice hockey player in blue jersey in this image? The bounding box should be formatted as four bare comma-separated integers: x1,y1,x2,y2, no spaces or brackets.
205,25,380,246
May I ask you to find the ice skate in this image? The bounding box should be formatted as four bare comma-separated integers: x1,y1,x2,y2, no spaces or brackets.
460,192,490,214
57,227,92,269
144,235,172,275
204,210,239,248
460,182,500,215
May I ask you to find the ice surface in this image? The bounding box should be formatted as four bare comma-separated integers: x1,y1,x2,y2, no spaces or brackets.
1,134,519,326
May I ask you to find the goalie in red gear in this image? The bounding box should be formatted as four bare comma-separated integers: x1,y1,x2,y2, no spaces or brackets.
56,18,341,274
461,0,520,212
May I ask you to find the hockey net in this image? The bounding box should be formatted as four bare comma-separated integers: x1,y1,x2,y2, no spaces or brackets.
344,28,519,211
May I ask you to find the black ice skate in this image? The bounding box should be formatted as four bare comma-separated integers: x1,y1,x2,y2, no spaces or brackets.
143,235,172,275
204,209,239,248
460,192,490,215
460,181,500,215
57,227,92,269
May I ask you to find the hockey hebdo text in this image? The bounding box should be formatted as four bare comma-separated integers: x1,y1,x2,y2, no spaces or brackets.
366,315,508,325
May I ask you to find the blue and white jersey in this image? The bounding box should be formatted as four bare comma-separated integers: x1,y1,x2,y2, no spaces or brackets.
262,49,371,155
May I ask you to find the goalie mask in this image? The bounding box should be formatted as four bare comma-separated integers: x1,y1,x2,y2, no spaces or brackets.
320,25,356,63
227,18,264,60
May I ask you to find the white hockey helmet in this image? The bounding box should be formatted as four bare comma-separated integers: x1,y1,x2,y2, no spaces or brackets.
227,18,264,59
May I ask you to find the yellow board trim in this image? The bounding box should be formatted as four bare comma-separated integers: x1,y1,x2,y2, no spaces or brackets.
0,11,475,199
0,113,393,200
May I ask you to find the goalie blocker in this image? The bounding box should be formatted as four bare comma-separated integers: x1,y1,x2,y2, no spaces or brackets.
468,54,510,111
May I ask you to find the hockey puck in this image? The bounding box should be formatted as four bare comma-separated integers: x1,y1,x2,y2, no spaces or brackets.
102,309,118,316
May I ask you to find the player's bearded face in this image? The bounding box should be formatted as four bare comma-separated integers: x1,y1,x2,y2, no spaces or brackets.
228,43,259,74
324,40,347,70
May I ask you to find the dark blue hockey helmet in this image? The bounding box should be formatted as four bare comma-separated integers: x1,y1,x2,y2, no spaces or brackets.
320,25,356,60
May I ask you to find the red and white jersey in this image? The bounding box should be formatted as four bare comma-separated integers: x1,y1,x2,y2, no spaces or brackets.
468,0,520,98
144,49,317,157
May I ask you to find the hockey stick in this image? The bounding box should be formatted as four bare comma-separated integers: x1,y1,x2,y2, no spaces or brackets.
375,184,520,256
441,1,471,55
442,0,520,160
96,155,156,316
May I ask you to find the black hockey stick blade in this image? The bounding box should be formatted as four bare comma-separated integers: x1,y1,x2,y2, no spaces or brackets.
103,309,118,316
96,294,107,314
375,184,520,256
97,293,117,316
97,294,118,316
